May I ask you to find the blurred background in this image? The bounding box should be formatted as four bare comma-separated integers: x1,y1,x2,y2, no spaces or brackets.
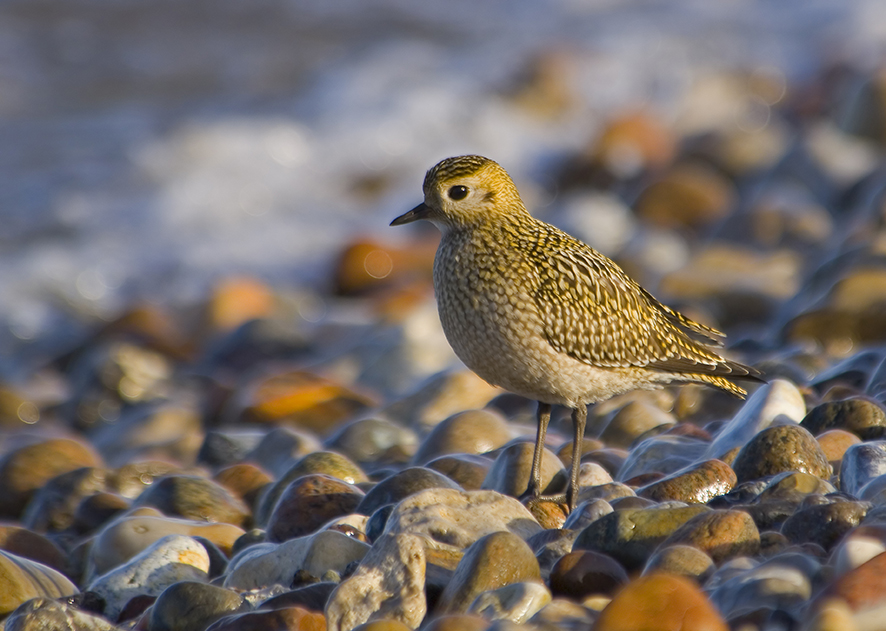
3,0,886,374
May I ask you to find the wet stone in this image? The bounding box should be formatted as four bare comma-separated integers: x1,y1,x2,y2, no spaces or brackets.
435,531,540,616
4,598,118,631
0,438,103,519
573,504,710,571
261,582,339,614
840,441,886,496
782,500,869,551
0,550,79,617
528,528,579,574
267,473,365,542
643,544,715,582
22,466,110,533
594,572,727,631
576,482,635,504
149,581,248,631
245,427,323,478
132,474,251,528
817,429,861,469
213,463,272,509
467,580,551,623
801,398,886,440
616,434,708,482
562,498,614,531
732,424,832,483
549,550,628,599
197,429,264,468
637,459,736,503
705,379,807,460
412,409,511,465
0,526,68,575
599,401,676,449
425,454,492,490
113,461,182,499
256,451,367,526
757,471,836,501
205,605,327,631
663,509,761,563
356,467,461,516
830,525,886,575
582,448,628,478
481,441,563,498
326,417,418,468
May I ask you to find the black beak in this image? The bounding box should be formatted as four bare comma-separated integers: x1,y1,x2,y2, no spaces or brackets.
390,202,431,226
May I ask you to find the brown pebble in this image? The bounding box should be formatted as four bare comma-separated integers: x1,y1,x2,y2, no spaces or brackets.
549,550,628,599
267,474,364,542
594,571,728,631
637,459,736,503
209,276,275,332
817,429,861,468
412,409,511,465
214,463,272,509
732,424,832,483
663,509,761,563
206,605,326,631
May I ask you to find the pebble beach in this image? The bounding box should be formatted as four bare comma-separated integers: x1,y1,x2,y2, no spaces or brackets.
5,1,886,630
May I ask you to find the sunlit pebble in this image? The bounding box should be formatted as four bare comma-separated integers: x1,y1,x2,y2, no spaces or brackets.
364,250,394,279
17,402,39,424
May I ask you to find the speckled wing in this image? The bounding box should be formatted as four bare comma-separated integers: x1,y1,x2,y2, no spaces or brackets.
525,225,743,377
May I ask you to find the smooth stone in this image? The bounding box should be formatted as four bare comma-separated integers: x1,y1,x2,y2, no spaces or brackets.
260,582,338,613
817,429,862,468
245,427,322,478
758,471,837,501
582,448,629,478
88,534,210,621
705,380,807,460
326,417,418,468
197,429,264,468
256,451,367,526
0,550,78,616
132,474,251,527
576,482,635,504
529,598,597,629
859,474,886,505
731,424,831,483
594,572,727,631
549,550,628,599
383,488,542,551
663,509,760,563
0,437,103,519
89,515,245,578
0,525,68,575
436,532,540,615
113,461,182,499
383,370,502,433
4,598,118,631
267,474,365,541
206,606,326,631
467,581,550,623
562,499,614,531
325,533,427,631
149,581,247,631
73,491,132,535
707,553,817,621
637,459,736,503
635,162,734,229
815,549,886,614
412,409,511,465
22,466,109,533
831,525,886,575
426,454,493,491
213,463,272,509
555,437,605,471
480,442,562,498
738,499,801,532
782,501,869,550
91,402,203,466
643,544,714,582
599,401,676,449
840,441,886,496
577,462,613,488
225,529,369,590
421,614,488,631
239,369,375,435
357,467,461,516
528,529,579,575
616,435,708,482
573,505,710,571
801,399,886,440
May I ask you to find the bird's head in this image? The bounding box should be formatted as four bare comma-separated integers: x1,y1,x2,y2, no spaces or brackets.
391,155,528,232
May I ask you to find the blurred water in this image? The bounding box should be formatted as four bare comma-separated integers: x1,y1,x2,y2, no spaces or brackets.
2,0,885,353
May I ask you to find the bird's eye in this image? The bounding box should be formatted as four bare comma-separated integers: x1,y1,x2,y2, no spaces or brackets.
447,185,469,201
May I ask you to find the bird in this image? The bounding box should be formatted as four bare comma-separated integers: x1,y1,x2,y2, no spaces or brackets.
390,155,762,512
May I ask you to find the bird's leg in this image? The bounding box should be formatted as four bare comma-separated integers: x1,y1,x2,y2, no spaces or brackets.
524,401,551,499
566,404,588,512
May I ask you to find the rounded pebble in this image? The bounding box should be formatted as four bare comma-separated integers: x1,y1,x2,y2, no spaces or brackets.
731,424,831,483
412,409,511,465
267,473,365,541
